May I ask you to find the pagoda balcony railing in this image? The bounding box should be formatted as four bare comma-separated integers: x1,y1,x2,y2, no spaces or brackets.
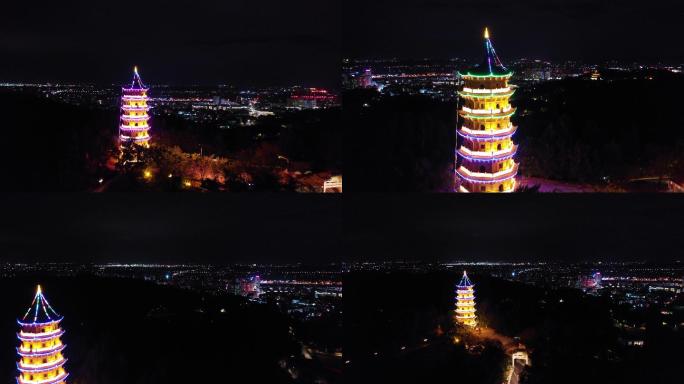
17,371,68,384
120,115,149,121
456,301,475,306
458,125,517,140
17,330,64,342
459,88,515,99
17,329,63,340
459,107,516,119
122,95,148,100
462,86,511,94
120,135,151,141
17,358,66,372
456,163,519,183
461,106,512,115
122,87,148,92
17,318,62,328
17,344,66,357
458,145,518,161
121,105,149,110
119,125,150,132
455,307,476,312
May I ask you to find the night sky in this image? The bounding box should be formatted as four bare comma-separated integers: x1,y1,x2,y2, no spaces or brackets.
1,1,340,87
343,0,684,63
1,195,681,264
0,195,343,264
343,195,684,263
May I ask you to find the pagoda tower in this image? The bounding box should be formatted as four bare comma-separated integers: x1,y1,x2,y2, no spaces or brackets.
455,271,477,327
456,28,518,193
16,285,69,384
119,66,151,148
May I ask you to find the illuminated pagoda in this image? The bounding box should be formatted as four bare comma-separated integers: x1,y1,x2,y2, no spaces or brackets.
119,66,151,148
455,271,477,327
16,285,68,384
456,28,518,193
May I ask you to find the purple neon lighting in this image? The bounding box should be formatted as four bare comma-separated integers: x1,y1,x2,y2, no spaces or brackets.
17,358,67,373
16,344,66,358
456,163,515,182
120,68,151,144
457,126,517,141
17,330,65,342
16,372,68,384
457,146,517,162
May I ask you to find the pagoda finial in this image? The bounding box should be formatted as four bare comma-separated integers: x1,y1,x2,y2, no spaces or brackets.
134,65,138,74
36,284,42,296
484,27,489,39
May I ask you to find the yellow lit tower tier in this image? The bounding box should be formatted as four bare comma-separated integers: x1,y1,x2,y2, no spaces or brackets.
16,286,68,384
456,28,518,193
120,66,151,148
455,271,477,327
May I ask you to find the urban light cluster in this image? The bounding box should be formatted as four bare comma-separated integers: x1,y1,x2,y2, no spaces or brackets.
456,28,519,193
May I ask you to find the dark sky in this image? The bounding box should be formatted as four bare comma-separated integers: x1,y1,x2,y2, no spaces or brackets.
0,194,681,264
343,0,684,63
1,1,340,87
344,195,684,263
0,195,343,264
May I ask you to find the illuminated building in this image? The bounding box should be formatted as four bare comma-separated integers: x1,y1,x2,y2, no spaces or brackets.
456,28,518,192
16,286,69,384
323,175,343,193
455,271,477,327
288,88,339,109
120,66,151,148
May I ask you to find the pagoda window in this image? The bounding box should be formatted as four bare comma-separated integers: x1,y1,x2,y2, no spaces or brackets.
499,184,504,192
480,186,486,192
497,123,500,128
480,124,485,130
497,144,502,151
479,166,485,173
